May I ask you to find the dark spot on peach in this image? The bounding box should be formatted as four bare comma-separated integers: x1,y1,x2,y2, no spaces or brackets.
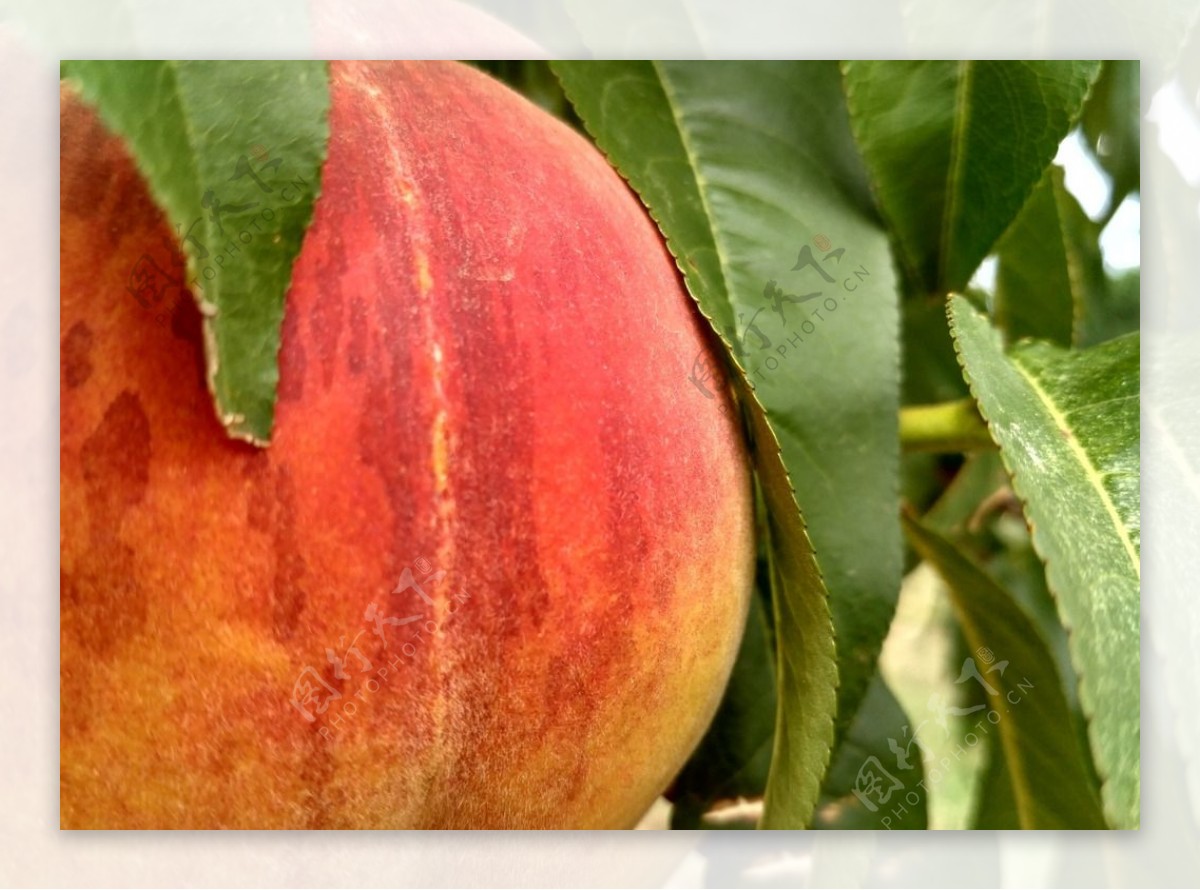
81,391,151,522
62,321,93,389
61,95,160,255
241,453,309,639
243,454,274,529
346,294,367,376
60,100,116,221
270,465,307,642
277,297,306,403
309,242,347,392
62,545,148,660
239,458,309,640
164,289,209,390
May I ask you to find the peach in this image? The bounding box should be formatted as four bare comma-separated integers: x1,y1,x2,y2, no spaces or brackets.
60,60,754,828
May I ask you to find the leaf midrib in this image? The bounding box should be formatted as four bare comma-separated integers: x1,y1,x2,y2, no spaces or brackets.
939,60,974,291
1011,356,1141,576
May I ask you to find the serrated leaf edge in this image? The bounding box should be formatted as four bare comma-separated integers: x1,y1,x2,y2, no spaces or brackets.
945,295,1139,828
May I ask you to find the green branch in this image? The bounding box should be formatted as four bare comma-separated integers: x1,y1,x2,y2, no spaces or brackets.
900,398,993,453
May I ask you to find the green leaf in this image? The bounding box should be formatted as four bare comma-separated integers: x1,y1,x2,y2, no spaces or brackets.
812,672,927,830
970,733,1020,829
749,402,840,828
902,296,971,406
1081,60,1140,216
994,165,1108,347
667,591,776,828
1083,266,1141,348
552,62,900,788
988,534,1083,716
60,61,330,445
926,447,1093,755
926,438,1103,814
843,61,1101,295
929,443,1100,751
902,512,1107,828
948,295,1140,828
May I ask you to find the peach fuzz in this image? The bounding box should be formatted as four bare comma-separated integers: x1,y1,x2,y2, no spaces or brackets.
60,61,754,828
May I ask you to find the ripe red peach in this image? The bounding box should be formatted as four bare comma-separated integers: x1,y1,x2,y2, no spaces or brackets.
60,60,754,828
